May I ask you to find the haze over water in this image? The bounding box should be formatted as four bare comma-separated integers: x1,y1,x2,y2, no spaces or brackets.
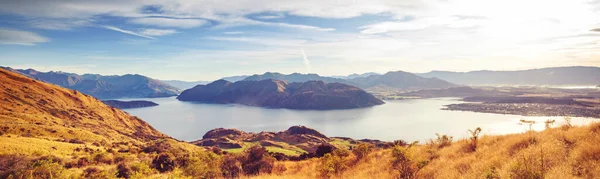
124,97,596,142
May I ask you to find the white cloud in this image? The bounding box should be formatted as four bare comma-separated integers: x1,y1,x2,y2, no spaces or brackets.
139,29,178,36
28,18,92,30
103,26,156,39
0,29,49,45
256,13,285,19
130,17,209,28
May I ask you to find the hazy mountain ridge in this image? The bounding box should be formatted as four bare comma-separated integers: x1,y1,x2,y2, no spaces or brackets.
161,80,209,90
419,66,600,86
240,71,456,91
2,67,181,99
177,79,384,109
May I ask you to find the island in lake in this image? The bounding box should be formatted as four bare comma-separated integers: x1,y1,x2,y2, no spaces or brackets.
102,100,159,109
177,79,384,110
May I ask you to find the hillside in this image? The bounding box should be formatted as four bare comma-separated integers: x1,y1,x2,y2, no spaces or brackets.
419,66,600,86
2,67,180,99
177,79,384,110
192,126,389,156
0,68,167,144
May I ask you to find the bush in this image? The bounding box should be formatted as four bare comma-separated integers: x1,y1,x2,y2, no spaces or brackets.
84,167,116,179
315,144,335,157
221,155,242,179
129,162,156,178
152,153,176,173
391,146,426,179
93,152,114,164
1,155,67,179
318,150,348,178
352,143,374,161
117,163,132,178
429,133,453,149
240,146,275,175
180,152,221,179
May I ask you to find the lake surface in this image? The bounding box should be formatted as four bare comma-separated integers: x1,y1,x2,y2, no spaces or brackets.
122,97,596,142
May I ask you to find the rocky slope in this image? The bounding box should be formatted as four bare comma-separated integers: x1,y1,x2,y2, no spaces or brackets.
2,67,180,99
102,100,159,109
0,68,167,144
177,79,384,110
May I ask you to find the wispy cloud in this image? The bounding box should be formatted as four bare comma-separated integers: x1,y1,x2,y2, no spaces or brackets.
139,29,178,36
301,49,311,73
103,26,156,39
0,29,49,45
28,18,92,30
130,17,209,28
256,13,285,19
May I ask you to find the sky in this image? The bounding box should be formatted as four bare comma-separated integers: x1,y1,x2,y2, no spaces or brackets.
0,0,599,81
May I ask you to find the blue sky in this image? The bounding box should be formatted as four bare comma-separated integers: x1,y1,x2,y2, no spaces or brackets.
1,0,599,81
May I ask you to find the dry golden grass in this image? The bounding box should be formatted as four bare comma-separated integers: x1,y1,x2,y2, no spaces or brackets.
242,121,600,179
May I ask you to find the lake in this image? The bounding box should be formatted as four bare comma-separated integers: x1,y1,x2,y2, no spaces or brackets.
122,97,596,142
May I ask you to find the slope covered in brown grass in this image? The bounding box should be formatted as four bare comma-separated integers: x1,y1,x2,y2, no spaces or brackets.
0,68,167,145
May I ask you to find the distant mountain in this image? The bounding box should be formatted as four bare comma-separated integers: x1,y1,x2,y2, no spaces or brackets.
2,67,180,99
243,72,350,84
349,71,457,90
330,72,380,79
0,68,167,143
220,75,250,82
161,80,209,90
398,87,508,98
177,79,384,110
419,66,600,86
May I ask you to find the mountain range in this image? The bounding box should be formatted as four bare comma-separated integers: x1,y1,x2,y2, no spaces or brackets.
161,80,209,90
329,72,381,79
241,71,457,91
177,79,384,110
419,66,600,86
2,67,181,99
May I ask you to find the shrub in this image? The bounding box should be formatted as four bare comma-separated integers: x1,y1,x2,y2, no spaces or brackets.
129,162,155,178
180,152,221,179
391,146,426,179
352,143,374,161
221,155,242,179
0,154,29,178
84,167,116,179
315,144,335,157
93,152,114,164
318,151,348,178
240,146,275,175
429,133,453,149
3,155,67,179
116,163,132,178
152,153,176,173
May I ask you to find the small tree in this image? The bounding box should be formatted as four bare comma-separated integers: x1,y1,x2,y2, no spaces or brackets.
467,127,482,152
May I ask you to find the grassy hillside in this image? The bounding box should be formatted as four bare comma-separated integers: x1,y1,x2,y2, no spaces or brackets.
246,121,600,178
